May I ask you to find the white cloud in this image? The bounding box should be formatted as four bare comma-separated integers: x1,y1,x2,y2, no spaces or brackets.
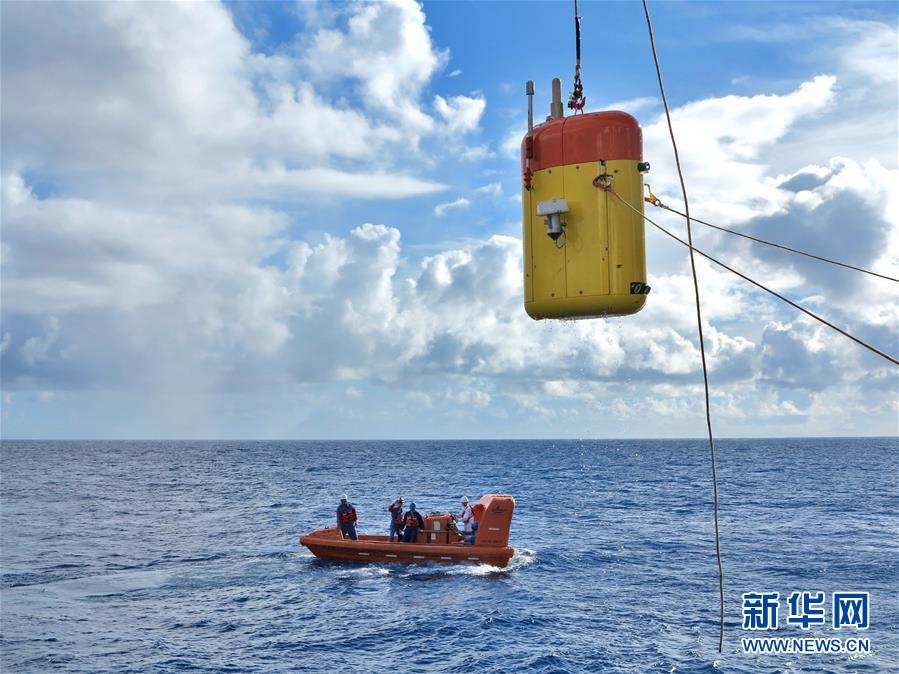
3,170,895,434
446,387,491,408
447,69,462,78
459,144,495,162
257,167,446,199
643,75,837,225
6,176,879,386
1,183,287,315
1,0,459,201
733,18,898,171
726,18,897,89
501,126,525,158
21,318,59,367
601,96,658,113
434,197,471,217
1,4,895,437
475,182,503,197
836,19,898,85
303,0,447,135
434,94,486,134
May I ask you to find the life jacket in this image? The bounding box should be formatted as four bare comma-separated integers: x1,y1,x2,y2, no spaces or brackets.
404,512,421,528
338,506,356,525
391,508,404,525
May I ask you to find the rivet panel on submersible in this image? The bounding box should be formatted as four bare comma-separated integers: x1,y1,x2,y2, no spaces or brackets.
521,79,650,320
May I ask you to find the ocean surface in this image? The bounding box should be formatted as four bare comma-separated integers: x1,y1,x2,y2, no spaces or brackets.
1,438,896,673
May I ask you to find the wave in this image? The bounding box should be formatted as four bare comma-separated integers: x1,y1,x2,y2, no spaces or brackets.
445,547,537,576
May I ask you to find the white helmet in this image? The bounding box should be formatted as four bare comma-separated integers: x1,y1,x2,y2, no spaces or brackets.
340,494,348,501
461,496,470,504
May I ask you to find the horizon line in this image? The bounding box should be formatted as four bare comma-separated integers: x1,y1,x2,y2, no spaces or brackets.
1,435,896,443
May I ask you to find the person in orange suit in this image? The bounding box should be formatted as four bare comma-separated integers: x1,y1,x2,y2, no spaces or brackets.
387,497,405,542
336,494,358,540
402,503,424,543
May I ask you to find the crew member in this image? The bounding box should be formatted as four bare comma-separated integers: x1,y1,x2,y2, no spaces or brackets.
336,494,358,540
464,521,478,545
387,497,405,543
458,496,474,533
402,502,425,543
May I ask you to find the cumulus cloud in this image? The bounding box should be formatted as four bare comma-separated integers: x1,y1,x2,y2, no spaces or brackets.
5,168,890,403
1,178,287,315
643,75,837,225
0,0,457,201
751,158,898,299
633,66,896,369
434,94,486,134
303,0,447,135
1,2,895,438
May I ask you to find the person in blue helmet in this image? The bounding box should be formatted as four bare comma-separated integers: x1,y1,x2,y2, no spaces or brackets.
464,521,478,545
387,497,405,543
336,494,358,540
402,502,425,543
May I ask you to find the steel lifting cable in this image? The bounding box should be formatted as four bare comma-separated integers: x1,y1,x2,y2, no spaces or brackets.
640,0,725,653
568,0,586,112
646,200,899,284
614,191,899,366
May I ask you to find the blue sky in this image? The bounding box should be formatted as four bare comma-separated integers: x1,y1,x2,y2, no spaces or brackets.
1,0,896,439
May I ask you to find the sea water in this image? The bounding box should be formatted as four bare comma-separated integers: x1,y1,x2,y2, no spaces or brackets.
1,438,896,673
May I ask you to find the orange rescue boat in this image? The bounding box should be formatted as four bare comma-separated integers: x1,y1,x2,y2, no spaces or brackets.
300,494,516,568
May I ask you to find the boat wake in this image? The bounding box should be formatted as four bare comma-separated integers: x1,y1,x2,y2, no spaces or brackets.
445,547,537,576
334,566,391,579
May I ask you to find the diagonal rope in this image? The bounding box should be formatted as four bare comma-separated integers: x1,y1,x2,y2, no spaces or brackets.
614,190,899,366
651,202,899,283
641,0,725,653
